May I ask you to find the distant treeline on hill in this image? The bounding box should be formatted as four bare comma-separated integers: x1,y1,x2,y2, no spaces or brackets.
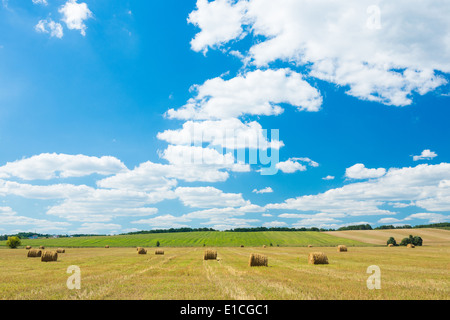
1,223,449,240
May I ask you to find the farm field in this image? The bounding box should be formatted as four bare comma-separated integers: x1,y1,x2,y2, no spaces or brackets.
0,231,370,248
0,246,448,300
325,228,450,246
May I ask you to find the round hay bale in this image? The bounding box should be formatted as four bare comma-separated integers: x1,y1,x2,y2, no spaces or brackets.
155,249,164,255
26,246,32,250
56,248,65,253
337,245,348,252
308,252,328,265
407,244,415,248
39,246,45,250
307,245,313,248
41,251,58,262
249,253,268,267
388,244,394,247
204,250,217,260
105,245,110,248
137,247,147,254
27,249,42,258
262,245,267,248
240,245,244,248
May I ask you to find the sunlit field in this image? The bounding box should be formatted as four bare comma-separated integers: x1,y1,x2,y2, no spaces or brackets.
1,246,448,300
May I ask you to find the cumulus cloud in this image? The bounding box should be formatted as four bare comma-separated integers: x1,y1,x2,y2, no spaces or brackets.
175,186,249,208
59,0,92,36
345,163,386,179
166,69,322,120
276,159,307,173
0,153,126,180
32,0,48,5
267,163,450,220
188,0,248,53
322,175,335,180
188,0,450,106
413,149,438,161
70,223,122,234
132,214,191,229
157,119,284,150
253,187,273,194
35,19,64,38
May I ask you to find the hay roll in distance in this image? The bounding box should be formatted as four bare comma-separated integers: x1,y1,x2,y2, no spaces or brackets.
337,245,348,252
26,246,32,250
39,246,45,250
388,244,394,247
407,244,415,248
308,245,313,248
27,249,42,258
137,247,147,254
204,250,217,260
249,253,268,267
41,251,58,262
105,245,110,248
56,248,65,253
155,249,164,255
308,252,328,265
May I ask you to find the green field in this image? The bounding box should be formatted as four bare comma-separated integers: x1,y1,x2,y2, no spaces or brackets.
0,231,370,248
1,246,448,299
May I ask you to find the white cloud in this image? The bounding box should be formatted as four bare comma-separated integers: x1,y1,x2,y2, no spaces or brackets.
35,20,64,38
0,206,71,233
322,175,335,180
201,217,260,230
175,186,248,208
345,163,386,179
184,204,264,220
378,217,401,224
166,69,322,120
157,118,284,150
262,221,287,228
267,163,450,218
188,0,248,53
0,153,126,180
132,214,191,229
253,187,273,194
189,0,450,106
59,0,92,36
276,159,307,173
404,212,448,224
70,223,122,234
32,0,48,5
413,149,438,161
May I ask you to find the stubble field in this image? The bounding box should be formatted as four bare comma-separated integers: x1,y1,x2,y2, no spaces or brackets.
1,246,448,300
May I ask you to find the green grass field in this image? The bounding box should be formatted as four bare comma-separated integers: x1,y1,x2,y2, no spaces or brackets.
1,246,448,300
0,231,370,248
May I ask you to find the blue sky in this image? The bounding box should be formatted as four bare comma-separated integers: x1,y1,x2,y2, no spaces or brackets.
0,0,449,235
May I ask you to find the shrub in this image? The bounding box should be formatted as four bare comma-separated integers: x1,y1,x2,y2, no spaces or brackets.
413,236,423,246
387,237,397,246
6,236,21,249
156,241,160,247
400,234,423,246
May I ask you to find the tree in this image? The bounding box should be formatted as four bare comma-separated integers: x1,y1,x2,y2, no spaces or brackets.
387,237,397,246
6,236,21,249
413,236,423,246
156,241,160,247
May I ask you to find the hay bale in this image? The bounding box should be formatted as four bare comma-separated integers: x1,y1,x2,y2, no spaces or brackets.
240,245,244,248
388,244,394,247
308,245,313,248
26,246,32,250
56,248,65,253
308,252,328,265
262,245,267,248
137,247,147,254
249,253,268,267
105,245,109,248
39,246,45,249
204,250,217,260
407,244,415,248
41,251,58,262
337,245,348,252
155,249,164,255
27,249,42,258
